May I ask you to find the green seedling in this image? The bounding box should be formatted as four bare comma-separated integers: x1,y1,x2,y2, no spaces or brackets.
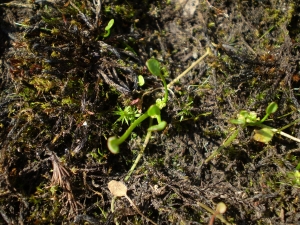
107,59,170,181
103,19,114,37
208,202,227,225
108,105,166,154
197,201,231,225
287,169,300,188
230,102,278,143
278,162,300,188
205,102,300,164
108,180,157,225
146,59,168,109
176,100,194,122
229,101,298,143
230,102,278,126
113,106,141,126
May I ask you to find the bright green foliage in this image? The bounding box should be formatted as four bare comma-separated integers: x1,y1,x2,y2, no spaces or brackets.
288,170,300,186
176,101,193,122
138,75,145,86
286,163,300,188
230,102,278,144
113,106,140,125
146,58,168,108
146,59,162,77
104,19,114,37
108,104,166,154
266,101,278,114
156,98,166,109
230,102,279,126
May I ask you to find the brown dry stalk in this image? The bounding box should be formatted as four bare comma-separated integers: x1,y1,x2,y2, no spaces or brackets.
50,151,77,215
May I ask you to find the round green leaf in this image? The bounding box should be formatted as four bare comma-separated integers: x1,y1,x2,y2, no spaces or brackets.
253,128,274,143
266,102,278,114
230,118,245,125
148,121,167,131
107,136,120,154
138,75,145,86
146,59,161,77
147,104,161,117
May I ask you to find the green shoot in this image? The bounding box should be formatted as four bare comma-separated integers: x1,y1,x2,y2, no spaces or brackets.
138,75,145,86
208,202,227,225
146,59,168,108
176,101,194,122
107,58,169,180
206,102,300,164
230,102,300,144
104,19,114,37
107,105,166,154
113,106,140,126
230,102,279,144
287,163,300,188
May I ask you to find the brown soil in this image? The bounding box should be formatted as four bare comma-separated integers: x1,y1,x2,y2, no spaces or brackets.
0,0,300,224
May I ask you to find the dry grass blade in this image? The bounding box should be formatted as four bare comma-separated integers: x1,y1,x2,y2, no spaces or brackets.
50,151,77,215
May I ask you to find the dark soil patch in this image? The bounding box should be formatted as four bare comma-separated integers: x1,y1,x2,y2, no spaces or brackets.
0,0,300,224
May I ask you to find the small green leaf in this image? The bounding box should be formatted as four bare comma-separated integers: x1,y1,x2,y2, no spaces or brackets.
138,75,145,86
107,136,120,154
105,19,114,30
148,121,167,131
246,111,258,123
147,105,161,117
253,128,274,143
239,110,249,118
230,119,245,125
104,19,114,37
146,59,161,77
266,102,278,114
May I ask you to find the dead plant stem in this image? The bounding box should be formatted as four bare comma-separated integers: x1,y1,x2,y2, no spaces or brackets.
167,48,211,88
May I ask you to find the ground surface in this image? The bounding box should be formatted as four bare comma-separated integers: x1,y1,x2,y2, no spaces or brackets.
0,0,300,224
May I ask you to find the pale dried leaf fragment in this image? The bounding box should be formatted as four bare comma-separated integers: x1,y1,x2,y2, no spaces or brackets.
107,180,157,225
108,180,127,197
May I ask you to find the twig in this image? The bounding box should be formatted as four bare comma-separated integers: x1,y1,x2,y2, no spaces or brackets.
167,48,212,88
93,0,101,28
205,0,229,18
70,1,94,30
257,123,300,143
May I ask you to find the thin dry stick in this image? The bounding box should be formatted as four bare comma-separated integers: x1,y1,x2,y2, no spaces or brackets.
167,48,212,88
205,0,229,18
50,151,77,214
0,1,34,8
93,0,101,28
70,1,94,30
258,124,300,143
